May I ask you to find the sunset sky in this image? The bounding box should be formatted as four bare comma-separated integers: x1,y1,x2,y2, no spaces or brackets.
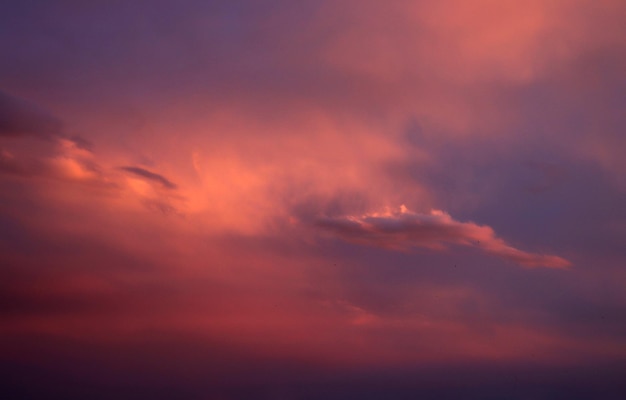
1,1,626,398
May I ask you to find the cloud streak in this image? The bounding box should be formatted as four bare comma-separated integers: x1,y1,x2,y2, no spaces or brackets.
317,206,570,269
120,166,178,190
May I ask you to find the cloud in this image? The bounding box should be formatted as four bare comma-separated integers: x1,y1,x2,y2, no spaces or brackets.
119,166,178,190
0,138,106,185
0,90,63,139
317,205,570,269
0,90,93,158
0,149,31,176
0,91,181,215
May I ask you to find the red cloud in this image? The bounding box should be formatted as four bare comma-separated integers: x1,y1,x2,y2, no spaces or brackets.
317,206,570,269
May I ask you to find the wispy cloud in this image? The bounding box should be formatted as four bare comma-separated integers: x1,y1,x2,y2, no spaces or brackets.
317,206,570,269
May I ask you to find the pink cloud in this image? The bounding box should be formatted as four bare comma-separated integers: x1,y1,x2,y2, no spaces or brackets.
317,206,570,269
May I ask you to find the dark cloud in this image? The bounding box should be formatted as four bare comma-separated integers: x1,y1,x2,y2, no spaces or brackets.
0,149,30,176
317,206,570,269
66,135,93,151
0,90,93,159
0,91,62,139
142,198,182,216
0,147,109,189
0,148,77,180
119,166,177,189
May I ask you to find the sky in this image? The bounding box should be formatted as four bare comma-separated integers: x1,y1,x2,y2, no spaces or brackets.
1,1,626,398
